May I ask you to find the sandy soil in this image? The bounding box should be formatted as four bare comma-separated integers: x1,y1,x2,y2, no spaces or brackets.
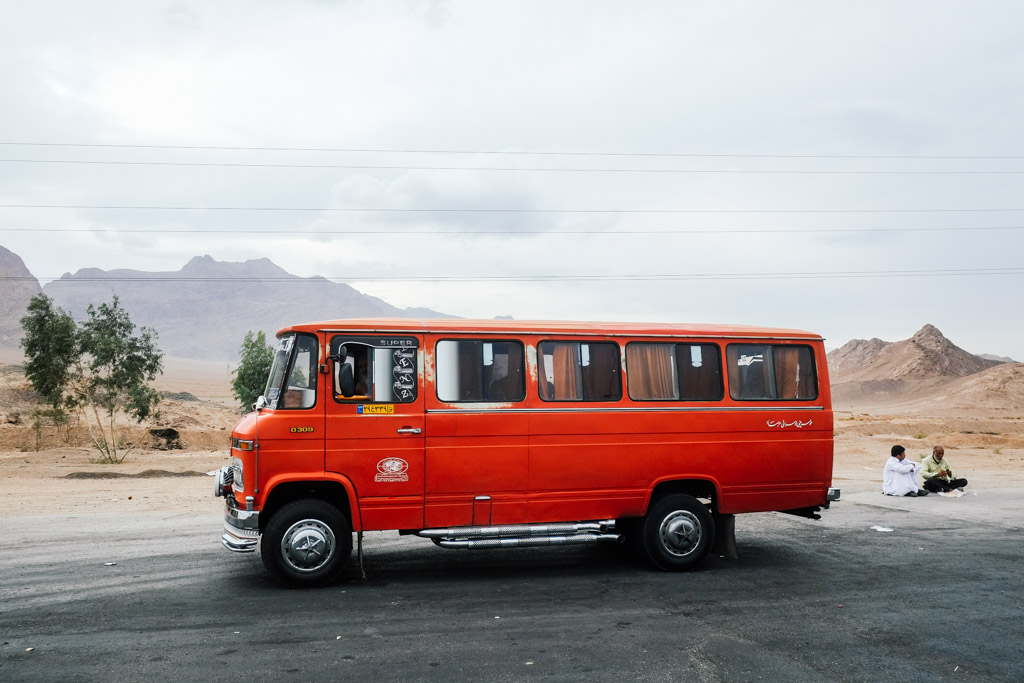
2,354,1022,517
831,410,1024,493
2,412,1021,517
0,354,240,515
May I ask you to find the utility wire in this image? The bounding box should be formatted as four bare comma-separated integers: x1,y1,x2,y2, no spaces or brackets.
2,225,1022,236
2,141,1023,160
4,204,1024,214
4,267,1021,283
2,158,1023,174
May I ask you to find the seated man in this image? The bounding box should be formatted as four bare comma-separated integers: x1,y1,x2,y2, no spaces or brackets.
883,445,929,497
921,445,968,494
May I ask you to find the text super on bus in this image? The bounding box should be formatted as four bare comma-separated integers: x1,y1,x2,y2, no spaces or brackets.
216,319,838,587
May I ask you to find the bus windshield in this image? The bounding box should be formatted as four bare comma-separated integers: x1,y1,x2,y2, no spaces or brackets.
263,334,295,409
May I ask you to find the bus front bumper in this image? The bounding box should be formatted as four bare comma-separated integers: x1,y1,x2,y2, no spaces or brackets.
222,497,260,553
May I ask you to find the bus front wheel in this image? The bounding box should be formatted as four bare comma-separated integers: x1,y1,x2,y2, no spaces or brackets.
261,499,353,588
640,494,715,571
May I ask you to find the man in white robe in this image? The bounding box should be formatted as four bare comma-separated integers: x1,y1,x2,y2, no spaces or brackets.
882,445,929,496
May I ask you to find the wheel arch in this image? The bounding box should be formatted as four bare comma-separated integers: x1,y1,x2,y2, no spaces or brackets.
646,477,720,513
260,476,358,532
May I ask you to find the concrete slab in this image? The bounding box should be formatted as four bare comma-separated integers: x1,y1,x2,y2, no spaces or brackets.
843,487,1024,530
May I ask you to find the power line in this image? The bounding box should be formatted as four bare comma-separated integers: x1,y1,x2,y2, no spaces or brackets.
2,225,1023,236
3,158,1024,174
2,141,1023,160
4,203,1024,214
5,267,1022,283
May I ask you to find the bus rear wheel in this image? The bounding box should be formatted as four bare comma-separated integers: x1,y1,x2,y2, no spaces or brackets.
261,499,353,588
640,494,714,571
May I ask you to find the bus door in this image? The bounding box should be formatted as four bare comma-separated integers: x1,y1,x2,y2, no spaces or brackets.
324,334,425,531
423,337,530,527
257,333,327,486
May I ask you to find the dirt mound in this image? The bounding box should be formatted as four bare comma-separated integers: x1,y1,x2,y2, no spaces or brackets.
64,469,207,479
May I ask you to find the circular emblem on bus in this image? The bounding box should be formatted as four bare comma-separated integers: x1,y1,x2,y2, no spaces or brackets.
377,458,409,475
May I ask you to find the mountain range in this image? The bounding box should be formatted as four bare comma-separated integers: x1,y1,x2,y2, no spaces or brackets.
827,324,1021,413
1,245,1020,414
0,246,452,361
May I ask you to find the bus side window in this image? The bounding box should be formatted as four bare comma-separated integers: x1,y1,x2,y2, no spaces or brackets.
436,340,525,403
726,344,817,400
331,338,418,403
675,343,724,400
625,343,678,400
538,341,621,401
774,346,817,399
281,335,318,409
727,344,773,400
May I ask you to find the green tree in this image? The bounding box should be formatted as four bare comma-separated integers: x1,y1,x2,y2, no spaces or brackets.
20,294,163,463
20,296,78,447
19,295,78,415
232,330,274,412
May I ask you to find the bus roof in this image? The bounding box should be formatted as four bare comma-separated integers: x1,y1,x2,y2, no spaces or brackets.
278,318,824,341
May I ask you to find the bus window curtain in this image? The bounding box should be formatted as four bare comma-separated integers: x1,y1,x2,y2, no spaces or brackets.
774,346,815,399
627,343,676,400
774,347,800,399
552,343,581,400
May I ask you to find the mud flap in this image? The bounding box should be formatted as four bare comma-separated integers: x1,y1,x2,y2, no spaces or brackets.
711,512,738,559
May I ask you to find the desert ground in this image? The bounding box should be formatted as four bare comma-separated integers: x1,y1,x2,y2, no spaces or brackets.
2,354,1023,517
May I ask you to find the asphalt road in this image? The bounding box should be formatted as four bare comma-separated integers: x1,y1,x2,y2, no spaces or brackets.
2,491,1022,682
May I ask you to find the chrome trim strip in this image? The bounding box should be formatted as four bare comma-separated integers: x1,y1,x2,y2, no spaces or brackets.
426,406,826,414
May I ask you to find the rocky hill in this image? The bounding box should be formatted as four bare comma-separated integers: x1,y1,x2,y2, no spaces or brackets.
828,324,1003,383
0,246,43,347
828,325,1021,414
0,249,452,361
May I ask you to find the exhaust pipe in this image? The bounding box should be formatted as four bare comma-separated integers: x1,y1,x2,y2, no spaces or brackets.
435,533,623,549
416,519,621,549
417,521,613,539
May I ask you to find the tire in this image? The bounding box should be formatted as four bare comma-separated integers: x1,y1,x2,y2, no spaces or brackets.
640,494,715,571
260,499,353,588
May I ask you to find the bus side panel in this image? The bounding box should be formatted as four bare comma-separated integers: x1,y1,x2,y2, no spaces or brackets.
424,412,530,527
527,408,832,521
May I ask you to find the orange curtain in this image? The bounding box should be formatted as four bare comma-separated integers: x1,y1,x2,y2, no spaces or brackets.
773,346,815,399
774,347,800,398
626,344,676,399
552,343,581,399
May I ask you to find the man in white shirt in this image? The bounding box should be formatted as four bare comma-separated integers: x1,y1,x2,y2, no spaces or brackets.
883,445,929,497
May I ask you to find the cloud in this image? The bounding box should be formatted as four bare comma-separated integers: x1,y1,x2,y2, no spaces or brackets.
1,1,1023,359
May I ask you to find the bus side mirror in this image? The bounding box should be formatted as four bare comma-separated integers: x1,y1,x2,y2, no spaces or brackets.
336,361,355,398
331,344,355,397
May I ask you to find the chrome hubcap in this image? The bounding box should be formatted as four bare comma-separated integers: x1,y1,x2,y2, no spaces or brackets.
281,518,336,573
658,510,702,557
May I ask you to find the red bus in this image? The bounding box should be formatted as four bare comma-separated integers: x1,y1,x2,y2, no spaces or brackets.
216,319,838,587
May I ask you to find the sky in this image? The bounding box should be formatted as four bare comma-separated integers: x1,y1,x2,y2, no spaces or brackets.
1,0,1023,360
